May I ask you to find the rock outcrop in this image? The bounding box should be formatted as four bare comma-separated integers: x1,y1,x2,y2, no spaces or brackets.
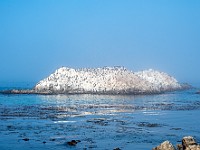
153,136,200,150
33,66,184,94
152,141,175,150
182,136,200,150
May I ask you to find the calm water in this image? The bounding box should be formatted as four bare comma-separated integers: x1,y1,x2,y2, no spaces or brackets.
0,87,200,150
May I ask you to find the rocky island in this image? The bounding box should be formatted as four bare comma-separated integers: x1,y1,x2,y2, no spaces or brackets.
1,66,189,95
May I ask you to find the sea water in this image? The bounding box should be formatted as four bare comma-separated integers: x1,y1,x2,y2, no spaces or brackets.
0,86,200,150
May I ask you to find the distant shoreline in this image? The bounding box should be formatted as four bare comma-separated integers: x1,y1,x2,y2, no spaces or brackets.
0,87,191,96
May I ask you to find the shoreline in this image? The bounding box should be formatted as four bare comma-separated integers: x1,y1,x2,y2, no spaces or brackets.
0,87,191,96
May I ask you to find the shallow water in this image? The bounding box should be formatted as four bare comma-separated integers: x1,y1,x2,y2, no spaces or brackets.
0,89,200,150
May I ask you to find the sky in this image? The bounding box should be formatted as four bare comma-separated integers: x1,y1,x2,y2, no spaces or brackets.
0,0,200,86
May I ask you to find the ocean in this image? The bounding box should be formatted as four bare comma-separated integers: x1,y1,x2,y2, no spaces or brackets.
0,84,200,150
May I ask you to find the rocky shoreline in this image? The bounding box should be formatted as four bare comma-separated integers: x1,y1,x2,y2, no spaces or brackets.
0,67,191,95
0,87,190,95
0,89,51,95
153,136,200,150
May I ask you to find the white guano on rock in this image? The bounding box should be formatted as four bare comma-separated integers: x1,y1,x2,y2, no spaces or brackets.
34,66,183,94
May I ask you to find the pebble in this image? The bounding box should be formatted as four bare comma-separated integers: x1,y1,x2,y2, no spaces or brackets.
67,140,81,146
22,138,29,141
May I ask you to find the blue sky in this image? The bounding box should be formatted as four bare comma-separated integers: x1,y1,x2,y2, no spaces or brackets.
0,0,200,86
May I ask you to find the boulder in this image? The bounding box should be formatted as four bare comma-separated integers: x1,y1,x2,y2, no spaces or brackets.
182,136,200,150
152,141,175,150
153,136,200,150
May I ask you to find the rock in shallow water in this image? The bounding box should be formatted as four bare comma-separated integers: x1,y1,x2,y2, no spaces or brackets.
67,140,81,146
182,136,200,150
153,136,200,150
22,138,29,141
152,141,175,150
196,91,200,94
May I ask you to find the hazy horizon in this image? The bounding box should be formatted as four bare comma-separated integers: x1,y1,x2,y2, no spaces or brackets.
1,0,200,86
